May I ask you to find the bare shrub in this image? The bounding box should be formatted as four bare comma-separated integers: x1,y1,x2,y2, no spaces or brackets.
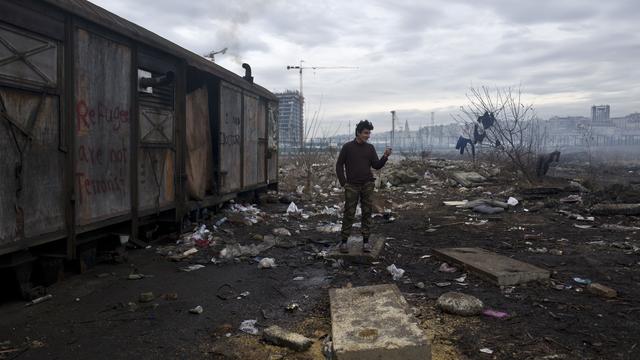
454,86,548,182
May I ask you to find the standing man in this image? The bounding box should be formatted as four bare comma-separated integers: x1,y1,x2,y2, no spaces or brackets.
336,120,392,253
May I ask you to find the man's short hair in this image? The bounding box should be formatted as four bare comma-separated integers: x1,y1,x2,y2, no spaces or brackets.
355,120,374,136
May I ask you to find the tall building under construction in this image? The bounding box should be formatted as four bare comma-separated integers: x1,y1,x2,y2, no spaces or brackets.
275,90,304,148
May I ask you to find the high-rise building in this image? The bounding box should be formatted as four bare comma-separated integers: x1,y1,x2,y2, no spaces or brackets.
591,105,610,124
275,90,303,148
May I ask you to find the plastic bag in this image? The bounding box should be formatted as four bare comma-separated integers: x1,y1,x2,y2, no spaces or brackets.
386,264,405,280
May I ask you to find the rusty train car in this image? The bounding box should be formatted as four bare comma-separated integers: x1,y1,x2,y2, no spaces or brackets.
0,0,278,295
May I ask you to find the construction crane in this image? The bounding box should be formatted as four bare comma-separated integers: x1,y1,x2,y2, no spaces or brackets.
286,60,358,99
286,60,358,145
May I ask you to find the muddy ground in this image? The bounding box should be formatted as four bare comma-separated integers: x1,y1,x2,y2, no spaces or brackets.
1,156,639,360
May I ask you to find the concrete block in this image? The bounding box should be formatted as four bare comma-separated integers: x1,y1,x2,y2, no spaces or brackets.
328,234,384,264
587,283,617,298
433,247,549,286
330,284,431,360
263,325,313,352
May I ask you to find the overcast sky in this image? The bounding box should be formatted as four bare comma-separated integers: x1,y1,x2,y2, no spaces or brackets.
92,0,640,134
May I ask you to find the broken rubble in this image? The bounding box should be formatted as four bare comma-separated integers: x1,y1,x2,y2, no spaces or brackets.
330,284,431,360
451,171,487,187
138,292,154,303
436,292,484,316
587,283,617,298
262,325,313,352
591,203,640,216
434,247,550,286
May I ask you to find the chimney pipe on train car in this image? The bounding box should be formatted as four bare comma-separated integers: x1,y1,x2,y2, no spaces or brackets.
242,63,253,83
139,71,175,88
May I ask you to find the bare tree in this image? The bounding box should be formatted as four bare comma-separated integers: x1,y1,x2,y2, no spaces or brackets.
454,86,547,181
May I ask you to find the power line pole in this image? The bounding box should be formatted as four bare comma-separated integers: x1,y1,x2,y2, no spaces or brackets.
390,110,396,148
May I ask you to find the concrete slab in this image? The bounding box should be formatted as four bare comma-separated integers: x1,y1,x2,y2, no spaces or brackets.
330,284,431,360
451,171,486,187
433,247,550,286
327,234,385,264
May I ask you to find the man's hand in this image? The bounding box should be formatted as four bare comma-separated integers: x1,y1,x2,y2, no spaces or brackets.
384,147,392,158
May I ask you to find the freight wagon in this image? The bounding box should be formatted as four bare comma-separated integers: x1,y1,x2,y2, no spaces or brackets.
0,0,278,297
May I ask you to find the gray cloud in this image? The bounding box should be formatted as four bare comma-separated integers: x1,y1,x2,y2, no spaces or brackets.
91,0,640,133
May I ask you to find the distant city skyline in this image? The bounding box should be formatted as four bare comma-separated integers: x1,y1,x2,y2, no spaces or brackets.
92,0,640,133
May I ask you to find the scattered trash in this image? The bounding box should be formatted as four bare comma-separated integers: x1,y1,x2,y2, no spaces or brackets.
273,227,292,236
559,194,582,204
239,319,259,335
127,273,147,280
573,277,592,285
438,262,458,273
600,224,640,231
436,292,484,316
591,203,640,216
292,276,305,281
574,224,594,229
182,248,198,257
25,294,53,307
215,217,228,227
320,206,340,217
420,255,432,259
286,303,300,312
479,348,494,354
258,258,276,269
507,197,519,206
443,200,468,206
138,292,155,303
454,274,467,283
524,234,542,241
190,224,214,248
161,293,178,301
465,219,488,226
482,309,509,319
435,282,452,287
386,264,405,280
558,210,594,222
286,202,301,216
316,223,342,233
189,305,203,314
180,264,205,272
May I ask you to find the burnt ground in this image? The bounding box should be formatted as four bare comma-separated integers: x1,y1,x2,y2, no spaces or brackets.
1,158,640,360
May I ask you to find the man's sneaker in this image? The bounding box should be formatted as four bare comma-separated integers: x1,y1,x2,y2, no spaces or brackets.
339,242,349,253
362,241,372,253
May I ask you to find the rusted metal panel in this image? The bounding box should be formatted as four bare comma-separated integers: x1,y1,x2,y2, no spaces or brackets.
0,88,65,248
243,92,259,187
138,148,175,211
74,28,131,225
0,23,59,89
185,86,211,200
267,101,278,182
219,82,242,193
